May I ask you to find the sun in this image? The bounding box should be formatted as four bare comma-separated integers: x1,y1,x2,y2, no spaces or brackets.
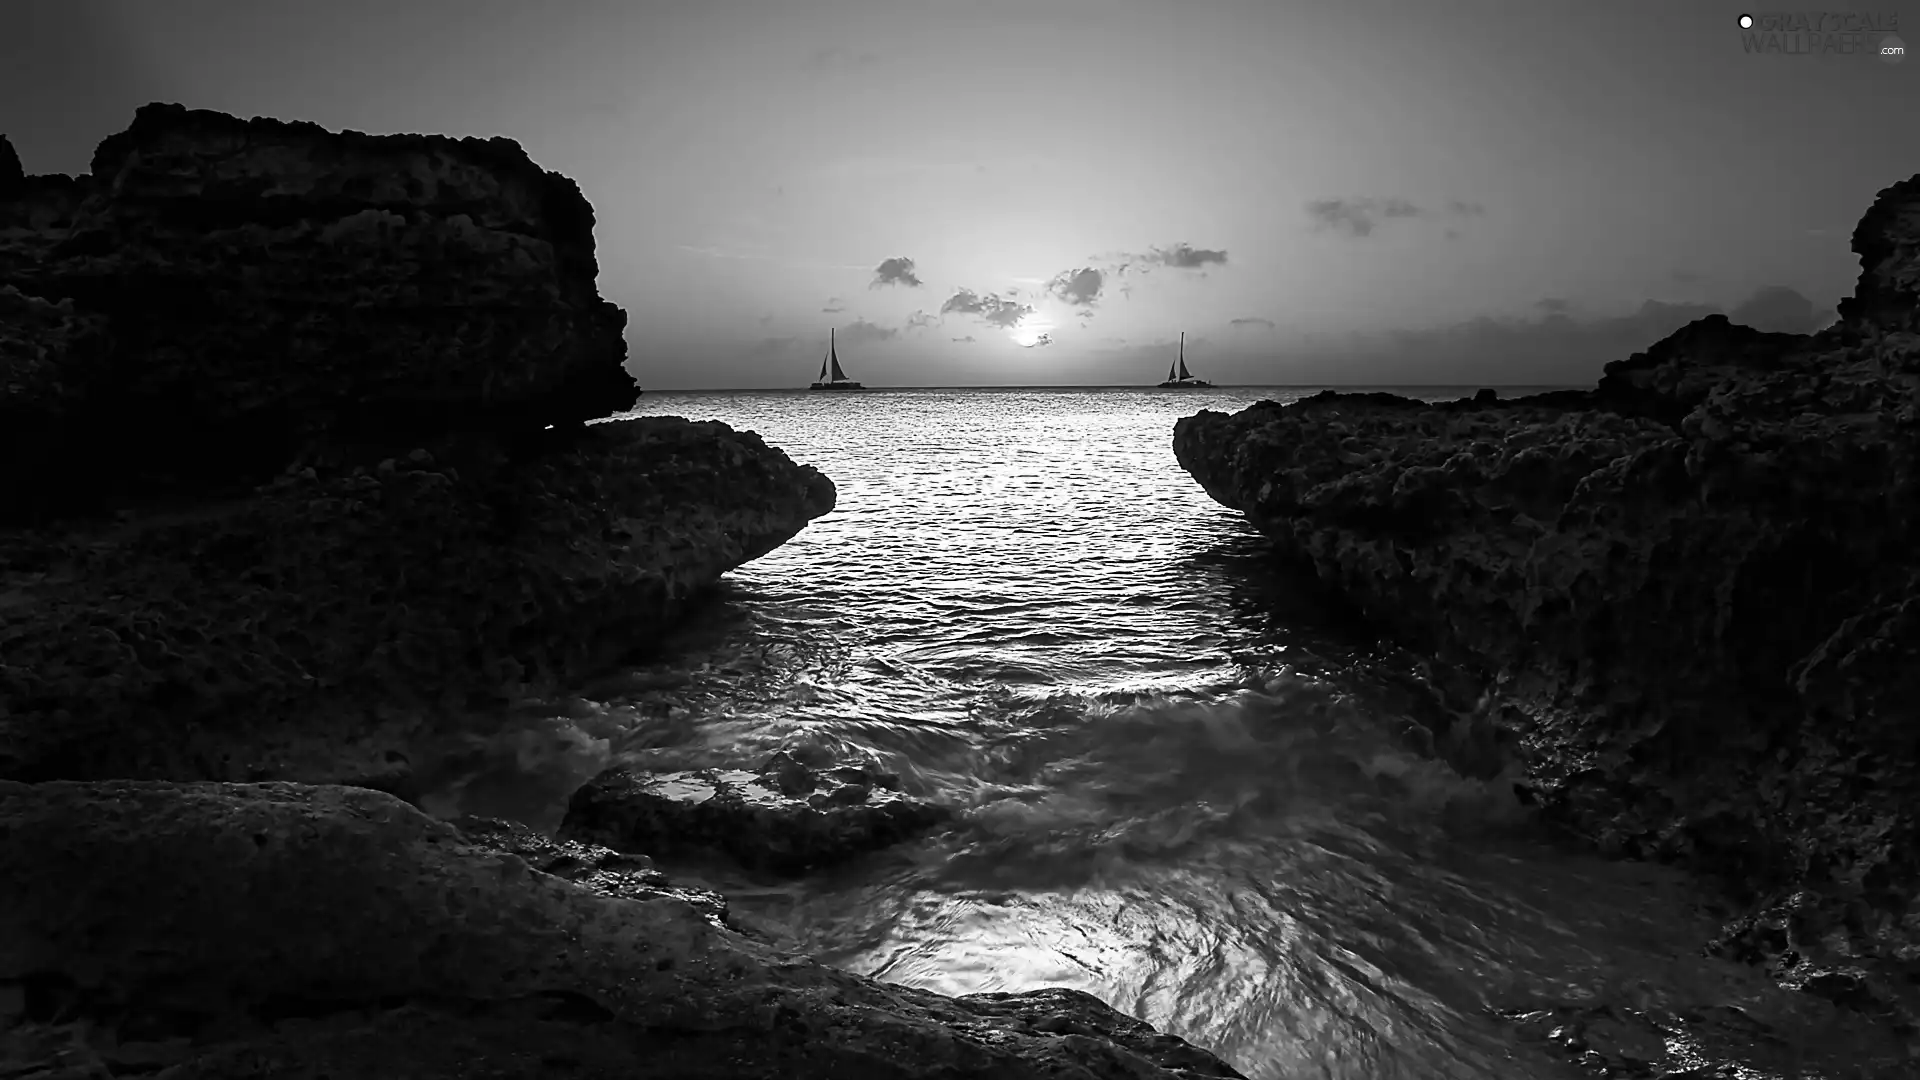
1008,318,1055,348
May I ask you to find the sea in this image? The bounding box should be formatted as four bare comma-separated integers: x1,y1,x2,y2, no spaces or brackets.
416,386,1909,1079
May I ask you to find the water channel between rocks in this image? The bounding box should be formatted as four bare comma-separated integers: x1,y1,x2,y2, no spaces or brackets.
418,387,1905,1079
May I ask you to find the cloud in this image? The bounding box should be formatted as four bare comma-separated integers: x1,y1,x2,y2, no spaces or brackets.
905,310,937,332
940,287,1033,329
1230,317,1276,330
1021,333,1054,348
1320,286,1831,384
952,335,977,343
1534,298,1573,313
1671,269,1705,285
822,297,848,314
1304,198,1485,238
837,318,898,346
757,314,774,326
1304,200,1381,237
1146,243,1227,269
1727,285,1820,334
1047,266,1105,307
1092,243,1230,283
750,335,800,357
871,256,923,288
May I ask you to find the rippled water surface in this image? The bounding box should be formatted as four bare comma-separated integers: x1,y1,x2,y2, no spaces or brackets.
426,387,1907,1079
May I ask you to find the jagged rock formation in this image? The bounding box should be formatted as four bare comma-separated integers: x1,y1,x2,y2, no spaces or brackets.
0,107,1243,1078
1172,174,1920,1017
0,106,836,788
0,417,834,787
451,814,734,926
0,103,639,522
563,750,955,875
0,780,1246,1080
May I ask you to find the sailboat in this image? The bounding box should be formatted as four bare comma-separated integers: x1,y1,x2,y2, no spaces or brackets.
1155,332,1212,388
808,328,865,391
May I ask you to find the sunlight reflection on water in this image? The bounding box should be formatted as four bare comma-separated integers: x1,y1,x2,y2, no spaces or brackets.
420,387,1906,1079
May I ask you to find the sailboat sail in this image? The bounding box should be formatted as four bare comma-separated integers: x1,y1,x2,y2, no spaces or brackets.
1155,330,1209,387
818,353,831,381
828,328,852,382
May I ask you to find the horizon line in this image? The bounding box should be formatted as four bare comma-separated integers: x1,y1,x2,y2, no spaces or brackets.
631,382,1592,393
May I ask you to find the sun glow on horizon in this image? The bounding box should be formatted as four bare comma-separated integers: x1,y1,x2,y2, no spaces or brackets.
1009,317,1056,348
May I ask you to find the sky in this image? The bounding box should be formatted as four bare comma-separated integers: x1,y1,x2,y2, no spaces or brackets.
2,0,1915,389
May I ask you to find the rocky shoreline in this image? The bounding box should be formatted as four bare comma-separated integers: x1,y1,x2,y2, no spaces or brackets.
0,106,1246,1078
1174,174,1920,1033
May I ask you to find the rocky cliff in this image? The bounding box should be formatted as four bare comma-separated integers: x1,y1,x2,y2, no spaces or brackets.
0,107,1244,1078
0,104,639,522
1173,174,1920,1019
0,417,835,787
0,105,835,790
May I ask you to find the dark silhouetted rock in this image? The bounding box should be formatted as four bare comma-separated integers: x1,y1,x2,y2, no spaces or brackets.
0,103,641,521
563,751,955,875
1837,172,1920,334
0,162,86,284
0,417,835,787
0,136,19,192
0,285,112,425
0,779,1246,1079
1172,172,1920,1012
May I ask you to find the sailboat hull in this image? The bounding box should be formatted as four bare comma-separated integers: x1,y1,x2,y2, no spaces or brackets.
1155,379,1213,388
808,381,866,391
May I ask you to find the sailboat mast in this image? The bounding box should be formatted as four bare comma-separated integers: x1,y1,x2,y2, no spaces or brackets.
827,327,851,382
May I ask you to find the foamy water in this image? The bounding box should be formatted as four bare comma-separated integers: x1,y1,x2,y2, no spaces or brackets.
418,386,1906,1078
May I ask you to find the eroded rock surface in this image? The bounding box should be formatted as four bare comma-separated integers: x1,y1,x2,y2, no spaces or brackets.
0,780,1246,1080
0,105,835,788
564,750,954,875
452,814,732,927
1,103,639,521
0,417,834,787
0,104,1233,1079
1172,173,1920,1015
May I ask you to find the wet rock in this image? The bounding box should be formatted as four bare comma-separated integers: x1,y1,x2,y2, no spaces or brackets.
0,779,1246,1079
1172,171,1920,1013
452,814,730,927
562,751,954,875
0,416,836,786
1,103,640,520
